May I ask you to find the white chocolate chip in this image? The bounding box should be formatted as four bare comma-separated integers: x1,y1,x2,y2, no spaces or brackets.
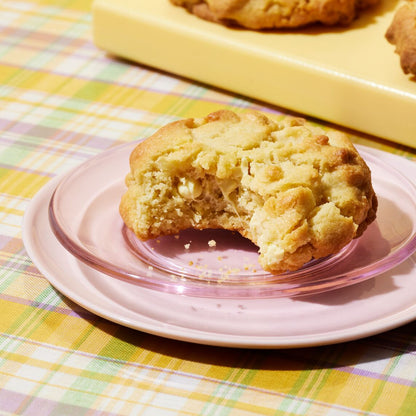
177,177,202,200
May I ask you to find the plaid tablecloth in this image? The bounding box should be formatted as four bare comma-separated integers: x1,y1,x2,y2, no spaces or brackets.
1,0,416,415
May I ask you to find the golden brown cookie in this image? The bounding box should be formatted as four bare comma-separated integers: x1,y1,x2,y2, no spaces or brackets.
385,0,416,75
120,110,377,274
169,0,380,29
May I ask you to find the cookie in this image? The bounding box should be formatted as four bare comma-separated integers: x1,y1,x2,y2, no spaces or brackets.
120,110,377,274
385,0,416,76
169,0,380,29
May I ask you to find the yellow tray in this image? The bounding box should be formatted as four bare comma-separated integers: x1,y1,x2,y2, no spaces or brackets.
92,0,416,148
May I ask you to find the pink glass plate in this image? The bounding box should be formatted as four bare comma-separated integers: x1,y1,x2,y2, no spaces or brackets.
49,142,416,298
22,175,416,347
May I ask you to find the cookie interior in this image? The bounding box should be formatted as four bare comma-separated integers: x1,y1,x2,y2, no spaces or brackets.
120,110,377,274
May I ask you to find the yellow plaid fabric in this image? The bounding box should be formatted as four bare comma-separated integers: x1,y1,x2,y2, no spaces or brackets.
1,0,416,415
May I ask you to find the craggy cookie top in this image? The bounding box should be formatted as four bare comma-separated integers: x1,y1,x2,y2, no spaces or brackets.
385,0,416,76
120,110,377,273
169,0,380,29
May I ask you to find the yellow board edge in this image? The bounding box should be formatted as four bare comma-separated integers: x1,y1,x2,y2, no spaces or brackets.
92,0,416,148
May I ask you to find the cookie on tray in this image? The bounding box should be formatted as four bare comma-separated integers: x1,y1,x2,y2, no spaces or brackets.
120,110,377,274
385,0,416,76
169,0,380,29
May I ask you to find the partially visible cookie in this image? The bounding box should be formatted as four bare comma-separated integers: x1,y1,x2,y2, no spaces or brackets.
169,0,380,29
120,110,377,274
385,0,416,75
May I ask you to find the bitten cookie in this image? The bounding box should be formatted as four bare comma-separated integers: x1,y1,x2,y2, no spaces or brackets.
120,110,377,274
385,0,416,76
169,0,380,29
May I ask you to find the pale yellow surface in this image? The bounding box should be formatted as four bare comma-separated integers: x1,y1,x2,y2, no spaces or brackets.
92,0,416,148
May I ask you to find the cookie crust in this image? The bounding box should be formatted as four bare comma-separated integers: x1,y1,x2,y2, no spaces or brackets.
170,0,380,29
120,110,377,274
385,0,416,75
